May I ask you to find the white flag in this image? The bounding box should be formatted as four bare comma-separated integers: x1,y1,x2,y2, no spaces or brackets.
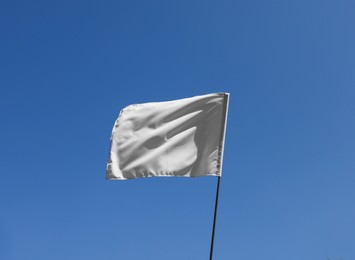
106,93,229,180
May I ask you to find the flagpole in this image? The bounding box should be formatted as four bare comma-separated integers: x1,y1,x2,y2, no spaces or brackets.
209,176,221,260
209,93,229,260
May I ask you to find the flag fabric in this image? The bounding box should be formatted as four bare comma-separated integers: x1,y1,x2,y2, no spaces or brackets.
106,93,229,180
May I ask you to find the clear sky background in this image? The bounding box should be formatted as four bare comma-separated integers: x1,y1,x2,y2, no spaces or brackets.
1,0,354,259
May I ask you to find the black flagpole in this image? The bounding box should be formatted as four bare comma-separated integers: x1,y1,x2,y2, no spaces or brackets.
209,176,221,260
209,93,229,260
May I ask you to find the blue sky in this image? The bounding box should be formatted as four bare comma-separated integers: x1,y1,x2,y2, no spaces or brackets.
1,0,355,259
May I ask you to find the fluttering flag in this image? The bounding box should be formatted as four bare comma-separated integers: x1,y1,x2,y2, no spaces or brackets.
106,93,229,180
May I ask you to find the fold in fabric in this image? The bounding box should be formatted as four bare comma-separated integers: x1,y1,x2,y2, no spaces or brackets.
106,93,229,180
